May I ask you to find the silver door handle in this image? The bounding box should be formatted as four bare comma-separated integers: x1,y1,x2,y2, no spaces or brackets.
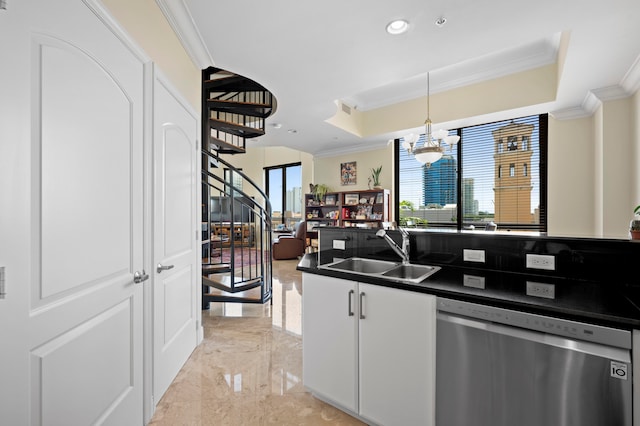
133,270,149,284
359,292,366,320
157,263,175,273
348,289,354,317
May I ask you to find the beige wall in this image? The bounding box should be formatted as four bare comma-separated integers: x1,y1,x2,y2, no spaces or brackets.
101,0,200,110
313,144,395,220
220,146,314,198
548,94,638,239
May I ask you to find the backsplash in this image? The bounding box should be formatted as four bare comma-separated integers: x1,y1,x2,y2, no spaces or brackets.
317,227,640,285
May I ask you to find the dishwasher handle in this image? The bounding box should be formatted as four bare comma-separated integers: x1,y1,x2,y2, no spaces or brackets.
437,311,631,362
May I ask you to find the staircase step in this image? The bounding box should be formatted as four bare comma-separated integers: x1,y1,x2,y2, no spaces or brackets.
206,99,273,118
207,136,246,154
204,75,266,92
202,263,232,274
208,118,265,138
202,274,262,293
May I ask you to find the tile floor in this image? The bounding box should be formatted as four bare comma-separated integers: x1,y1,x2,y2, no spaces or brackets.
149,259,365,425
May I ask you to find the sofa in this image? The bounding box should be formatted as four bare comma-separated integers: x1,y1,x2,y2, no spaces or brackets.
272,221,306,260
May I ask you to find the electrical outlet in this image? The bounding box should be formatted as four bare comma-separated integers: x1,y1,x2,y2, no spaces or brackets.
526,281,555,299
333,240,346,250
463,274,485,289
526,254,555,270
463,249,485,263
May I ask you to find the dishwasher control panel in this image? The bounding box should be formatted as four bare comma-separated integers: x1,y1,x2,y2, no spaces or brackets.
437,298,631,350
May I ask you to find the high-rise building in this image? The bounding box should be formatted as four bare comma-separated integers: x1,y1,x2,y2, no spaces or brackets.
462,178,477,216
423,154,457,207
492,121,534,223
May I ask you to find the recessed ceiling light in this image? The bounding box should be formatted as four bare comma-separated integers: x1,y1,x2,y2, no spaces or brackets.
288,129,297,134
271,123,282,129
386,19,409,35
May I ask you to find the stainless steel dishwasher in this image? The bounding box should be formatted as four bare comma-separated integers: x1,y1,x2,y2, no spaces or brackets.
436,298,632,426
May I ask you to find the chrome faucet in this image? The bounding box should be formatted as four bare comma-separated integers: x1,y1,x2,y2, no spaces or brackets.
376,228,410,265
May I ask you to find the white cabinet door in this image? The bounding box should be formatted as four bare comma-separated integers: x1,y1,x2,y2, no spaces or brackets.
358,283,436,426
302,273,359,413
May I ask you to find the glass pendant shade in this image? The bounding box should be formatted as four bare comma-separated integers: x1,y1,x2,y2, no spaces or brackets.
413,146,443,165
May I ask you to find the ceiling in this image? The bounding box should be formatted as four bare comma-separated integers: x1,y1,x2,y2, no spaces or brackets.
160,0,640,156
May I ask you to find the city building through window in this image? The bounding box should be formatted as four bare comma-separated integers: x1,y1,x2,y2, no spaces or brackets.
265,163,302,228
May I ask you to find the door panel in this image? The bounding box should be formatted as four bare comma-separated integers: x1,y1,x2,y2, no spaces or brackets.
38,35,132,301
0,1,145,424
153,73,199,402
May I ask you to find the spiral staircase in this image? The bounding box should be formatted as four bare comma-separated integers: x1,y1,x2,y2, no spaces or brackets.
201,67,277,306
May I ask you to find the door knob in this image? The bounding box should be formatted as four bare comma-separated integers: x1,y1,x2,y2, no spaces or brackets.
133,270,149,284
157,263,175,273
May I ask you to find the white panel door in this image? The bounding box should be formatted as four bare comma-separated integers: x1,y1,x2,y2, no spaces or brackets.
0,1,145,424
153,72,199,402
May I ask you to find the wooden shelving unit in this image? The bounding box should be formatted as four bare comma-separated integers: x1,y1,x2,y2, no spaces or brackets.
304,189,390,240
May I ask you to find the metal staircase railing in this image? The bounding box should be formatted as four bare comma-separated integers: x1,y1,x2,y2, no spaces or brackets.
201,150,273,306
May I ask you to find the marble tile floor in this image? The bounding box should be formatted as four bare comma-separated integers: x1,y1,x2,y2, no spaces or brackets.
149,259,365,426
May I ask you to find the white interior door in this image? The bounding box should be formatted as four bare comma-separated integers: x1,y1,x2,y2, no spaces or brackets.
0,1,146,424
152,72,200,402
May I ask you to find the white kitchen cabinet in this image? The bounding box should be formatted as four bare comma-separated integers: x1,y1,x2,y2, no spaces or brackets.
302,273,359,413
302,273,436,426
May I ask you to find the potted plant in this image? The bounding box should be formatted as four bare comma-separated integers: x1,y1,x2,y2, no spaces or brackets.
370,165,383,189
310,183,331,203
631,205,640,240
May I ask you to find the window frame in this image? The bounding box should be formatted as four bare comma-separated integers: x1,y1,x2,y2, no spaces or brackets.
264,162,302,227
394,114,548,232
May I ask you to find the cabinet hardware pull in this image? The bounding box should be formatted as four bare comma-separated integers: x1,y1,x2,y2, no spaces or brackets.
348,289,354,316
359,292,366,319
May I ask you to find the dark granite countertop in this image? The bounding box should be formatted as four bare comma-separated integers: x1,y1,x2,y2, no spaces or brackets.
297,253,640,329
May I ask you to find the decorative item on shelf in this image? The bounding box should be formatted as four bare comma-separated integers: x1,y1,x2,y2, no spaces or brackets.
325,194,337,206
370,165,383,189
630,205,640,240
342,208,350,219
344,193,359,205
359,197,368,204
401,72,460,167
310,183,331,203
375,193,384,204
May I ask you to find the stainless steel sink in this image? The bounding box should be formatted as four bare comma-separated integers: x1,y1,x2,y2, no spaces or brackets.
322,257,399,274
320,257,440,284
382,264,441,283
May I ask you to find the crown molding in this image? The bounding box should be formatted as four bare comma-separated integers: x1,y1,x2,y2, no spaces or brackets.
551,53,640,121
155,0,213,69
313,140,388,158
621,54,640,94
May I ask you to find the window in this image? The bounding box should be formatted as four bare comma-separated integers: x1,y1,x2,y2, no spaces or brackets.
395,114,547,232
265,163,302,227
224,168,243,194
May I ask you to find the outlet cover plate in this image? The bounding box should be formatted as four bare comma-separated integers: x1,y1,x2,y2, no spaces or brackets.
526,254,555,270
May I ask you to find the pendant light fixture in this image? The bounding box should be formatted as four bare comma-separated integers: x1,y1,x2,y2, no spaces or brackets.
402,72,460,167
